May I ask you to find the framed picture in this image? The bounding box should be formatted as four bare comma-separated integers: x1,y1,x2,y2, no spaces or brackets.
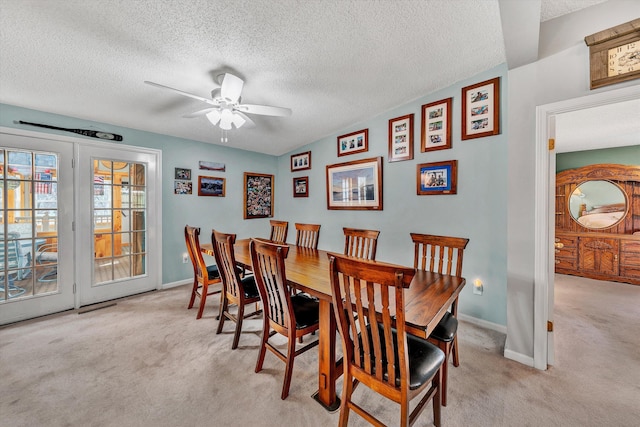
417,160,457,195
174,167,191,180
174,180,192,195
421,98,452,152
461,77,500,140
326,156,383,210
199,160,226,171
291,151,311,172
244,172,274,219
337,129,368,157
293,176,309,198
198,176,225,197
388,114,414,162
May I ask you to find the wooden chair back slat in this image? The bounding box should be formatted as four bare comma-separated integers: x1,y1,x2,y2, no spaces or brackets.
212,230,242,299
295,223,321,249
343,227,380,260
269,220,289,243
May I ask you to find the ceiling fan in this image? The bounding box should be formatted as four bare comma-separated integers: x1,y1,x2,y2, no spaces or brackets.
144,73,292,135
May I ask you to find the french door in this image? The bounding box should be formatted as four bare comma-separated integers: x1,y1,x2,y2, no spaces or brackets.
76,143,160,306
0,133,74,324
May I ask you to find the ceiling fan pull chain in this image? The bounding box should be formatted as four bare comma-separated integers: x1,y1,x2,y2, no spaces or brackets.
221,129,228,143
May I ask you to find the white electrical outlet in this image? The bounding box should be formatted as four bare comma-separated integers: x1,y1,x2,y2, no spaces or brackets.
182,253,189,263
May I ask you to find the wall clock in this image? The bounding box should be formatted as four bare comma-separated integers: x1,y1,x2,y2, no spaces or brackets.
584,18,640,90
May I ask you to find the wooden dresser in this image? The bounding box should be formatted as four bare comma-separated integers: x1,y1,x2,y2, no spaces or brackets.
555,164,640,286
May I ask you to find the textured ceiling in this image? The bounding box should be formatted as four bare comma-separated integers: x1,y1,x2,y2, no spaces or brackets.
0,0,620,155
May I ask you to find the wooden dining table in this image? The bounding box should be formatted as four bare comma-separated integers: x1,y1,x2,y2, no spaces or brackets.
201,239,466,411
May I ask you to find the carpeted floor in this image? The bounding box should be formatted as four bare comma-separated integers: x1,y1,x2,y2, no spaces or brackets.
1,274,638,426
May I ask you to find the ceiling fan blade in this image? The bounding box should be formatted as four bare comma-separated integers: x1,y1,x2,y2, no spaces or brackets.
183,107,218,118
144,81,216,105
233,111,255,129
236,103,292,117
220,73,244,103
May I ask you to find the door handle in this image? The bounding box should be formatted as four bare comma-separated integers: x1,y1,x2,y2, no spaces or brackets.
554,242,564,249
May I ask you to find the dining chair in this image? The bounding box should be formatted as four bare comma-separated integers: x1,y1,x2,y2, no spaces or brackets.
328,253,445,427
269,220,289,243
410,232,469,407
212,230,262,349
249,238,320,399
343,227,380,260
184,225,222,319
294,223,321,249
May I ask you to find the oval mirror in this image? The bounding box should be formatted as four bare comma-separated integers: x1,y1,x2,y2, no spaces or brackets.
569,180,627,229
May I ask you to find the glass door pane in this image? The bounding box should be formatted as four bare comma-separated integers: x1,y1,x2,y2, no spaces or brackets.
1,149,60,302
93,160,146,284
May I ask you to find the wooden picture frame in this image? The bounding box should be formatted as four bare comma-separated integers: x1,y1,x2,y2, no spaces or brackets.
174,180,192,195
584,19,640,89
388,114,414,162
174,167,191,180
291,151,311,172
421,98,452,152
461,77,500,140
337,129,368,157
326,156,383,210
293,176,309,198
417,160,457,195
244,172,274,219
198,176,225,197
198,160,226,171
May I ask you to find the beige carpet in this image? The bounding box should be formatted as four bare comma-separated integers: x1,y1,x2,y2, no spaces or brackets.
1,274,639,426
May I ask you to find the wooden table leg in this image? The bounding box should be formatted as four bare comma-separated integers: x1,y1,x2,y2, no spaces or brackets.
312,299,340,411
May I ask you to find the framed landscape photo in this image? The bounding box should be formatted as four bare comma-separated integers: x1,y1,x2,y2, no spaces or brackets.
244,172,274,219
199,160,226,171
461,77,500,140
291,151,311,172
337,129,368,157
417,160,457,195
388,114,414,162
326,156,383,210
197,176,225,197
174,167,191,180
174,180,192,195
293,176,309,198
421,98,452,152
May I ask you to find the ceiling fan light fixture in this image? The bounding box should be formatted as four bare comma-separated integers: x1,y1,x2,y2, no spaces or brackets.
219,109,233,130
206,109,221,125
231,112,246,129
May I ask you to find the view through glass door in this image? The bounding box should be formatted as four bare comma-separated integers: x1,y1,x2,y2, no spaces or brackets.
0,132,74,325
77,144,159,306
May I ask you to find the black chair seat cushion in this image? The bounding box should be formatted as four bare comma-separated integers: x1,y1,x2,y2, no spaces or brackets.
206,264,220,280
361,324,445,390
291,294,320,328
241,275,260,299
429,311,458,343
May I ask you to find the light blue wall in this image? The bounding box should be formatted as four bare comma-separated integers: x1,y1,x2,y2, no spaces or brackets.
277,63,509,326
0,63,508,326
557,146,640,172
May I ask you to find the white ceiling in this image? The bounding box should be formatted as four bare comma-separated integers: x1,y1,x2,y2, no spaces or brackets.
0,0,625,156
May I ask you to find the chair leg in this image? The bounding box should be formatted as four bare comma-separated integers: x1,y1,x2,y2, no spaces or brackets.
188,278,198,309
452,334,460,367
338,375,354,427
433,367,442,427
196,283,208,320
438,340,451,407
232,303,245,349
281,335,296,400
255,321,269,373
216,297,228,334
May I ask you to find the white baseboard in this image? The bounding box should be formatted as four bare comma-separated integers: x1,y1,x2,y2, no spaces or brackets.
503,348,535,367
458,313,507,334
162,279,190,290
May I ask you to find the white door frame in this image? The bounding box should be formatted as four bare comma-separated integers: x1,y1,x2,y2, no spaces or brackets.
0,127,162,312
533,85,640,370
75,140,162,306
